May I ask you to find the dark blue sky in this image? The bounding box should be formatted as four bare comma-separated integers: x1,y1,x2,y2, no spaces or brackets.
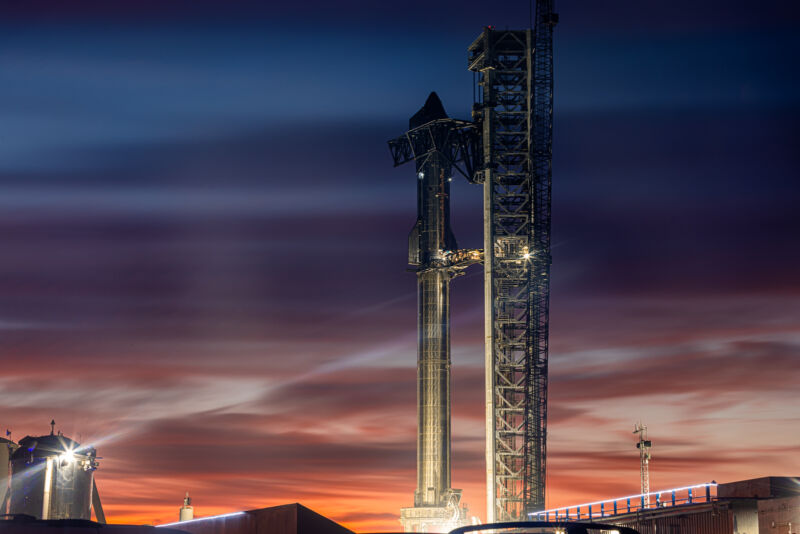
1,1,798,531
2,0,798,171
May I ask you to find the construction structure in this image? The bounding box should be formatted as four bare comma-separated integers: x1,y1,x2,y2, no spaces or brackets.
468,3,558,522
390,92,482,533
634,423,653,508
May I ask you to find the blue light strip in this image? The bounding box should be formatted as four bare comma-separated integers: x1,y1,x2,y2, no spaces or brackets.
156,511,246,527
528,482,718,518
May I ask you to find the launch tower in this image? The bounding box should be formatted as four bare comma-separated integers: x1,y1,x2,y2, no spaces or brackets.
390,93,481,533
390,1,558,524
469,3,557,522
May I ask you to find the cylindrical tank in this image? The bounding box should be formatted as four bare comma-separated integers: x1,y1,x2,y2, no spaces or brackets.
179,492,194,522
413,142,456,509
9,432,98,520
1,437,19,514
416,267,452,506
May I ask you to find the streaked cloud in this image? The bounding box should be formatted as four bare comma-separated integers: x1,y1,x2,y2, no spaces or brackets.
0,2,797,532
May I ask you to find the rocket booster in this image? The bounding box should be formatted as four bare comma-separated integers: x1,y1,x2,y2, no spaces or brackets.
408,93,457,508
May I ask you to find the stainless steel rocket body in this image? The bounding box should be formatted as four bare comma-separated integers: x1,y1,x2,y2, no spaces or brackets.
392,92,479,531
412,152,456,506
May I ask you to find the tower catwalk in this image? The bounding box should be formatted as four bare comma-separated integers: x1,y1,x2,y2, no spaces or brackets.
390,93,481,533
469,2,558,522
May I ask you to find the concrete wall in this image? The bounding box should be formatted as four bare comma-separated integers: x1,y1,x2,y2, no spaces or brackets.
758,495,800,534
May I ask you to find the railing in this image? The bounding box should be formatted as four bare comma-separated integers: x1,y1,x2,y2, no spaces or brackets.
156,511,245,528
529,482,718,521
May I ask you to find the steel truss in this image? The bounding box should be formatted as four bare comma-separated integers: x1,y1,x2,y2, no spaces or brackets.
469,4,557,522
389,118,481,185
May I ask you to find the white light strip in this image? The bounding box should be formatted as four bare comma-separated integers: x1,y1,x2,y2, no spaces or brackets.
157,511,246,527
529,482,718,517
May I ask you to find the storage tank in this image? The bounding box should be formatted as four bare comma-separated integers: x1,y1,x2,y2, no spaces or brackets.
1,436,19,514
8,426,98,520
179,492,194,522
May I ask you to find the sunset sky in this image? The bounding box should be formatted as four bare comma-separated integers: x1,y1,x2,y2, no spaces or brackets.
1,1,799,532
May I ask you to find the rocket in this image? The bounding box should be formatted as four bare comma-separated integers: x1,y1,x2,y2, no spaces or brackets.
408,93,457,509
390,93,482,531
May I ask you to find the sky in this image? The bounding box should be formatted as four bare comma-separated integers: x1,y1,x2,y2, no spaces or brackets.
1,1,799,532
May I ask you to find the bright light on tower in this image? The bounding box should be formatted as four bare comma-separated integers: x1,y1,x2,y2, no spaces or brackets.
60,449,76,464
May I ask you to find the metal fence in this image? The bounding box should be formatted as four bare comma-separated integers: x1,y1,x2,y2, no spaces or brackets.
529,483,718,521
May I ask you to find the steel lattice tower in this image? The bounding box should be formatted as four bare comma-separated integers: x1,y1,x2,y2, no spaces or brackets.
634,423,653,508
468,2,557,522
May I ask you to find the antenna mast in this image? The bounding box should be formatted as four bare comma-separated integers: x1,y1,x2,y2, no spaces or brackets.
634,422,652,507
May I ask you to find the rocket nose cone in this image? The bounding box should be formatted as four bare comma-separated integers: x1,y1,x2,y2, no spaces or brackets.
410,92,449,129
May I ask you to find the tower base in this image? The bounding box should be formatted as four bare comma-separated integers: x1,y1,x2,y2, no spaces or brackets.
399,491,468,533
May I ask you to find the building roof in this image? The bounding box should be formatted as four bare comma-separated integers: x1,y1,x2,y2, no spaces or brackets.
159,503,355,534
717,476,800,499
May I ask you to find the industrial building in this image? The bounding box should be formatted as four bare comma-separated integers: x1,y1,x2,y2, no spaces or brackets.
156,503,355,534
145,477,800,534
0,517,185,534
531,477,800,534
1,422,105,523
2,427,356,533
2,477,797,533
612,477,800,534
